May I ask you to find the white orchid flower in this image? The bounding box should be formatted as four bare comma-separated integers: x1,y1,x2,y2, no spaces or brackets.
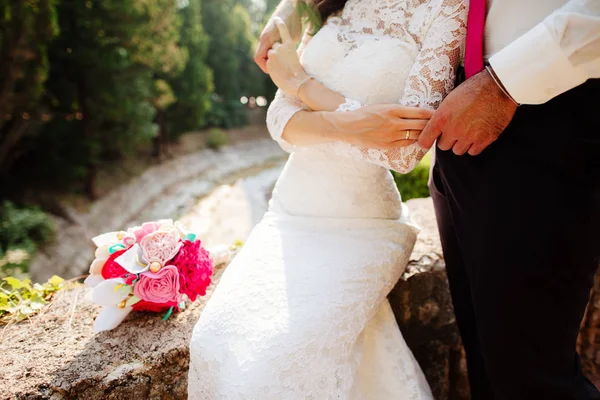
93,305,132,333
115,244,150,274
92,231,120,247
90,278,129,306
85,257,108,288
84,274,105,288
95,245,111,260
208,244,231,266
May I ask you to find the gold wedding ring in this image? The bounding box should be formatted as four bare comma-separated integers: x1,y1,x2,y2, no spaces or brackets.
404,130,410,140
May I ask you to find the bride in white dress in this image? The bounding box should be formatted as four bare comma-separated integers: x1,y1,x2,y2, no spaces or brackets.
188,0,467,398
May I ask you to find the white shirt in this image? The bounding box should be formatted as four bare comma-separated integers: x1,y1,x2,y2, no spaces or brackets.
486,0,600,104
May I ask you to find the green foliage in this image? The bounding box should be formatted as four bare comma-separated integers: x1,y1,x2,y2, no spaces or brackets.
231,5,266,98
0,275,66,324
295,0,323,35
166,0,213,136
0,0,273,196
205,128,229,150
201,1,264,104
0,0,60,172
0,202,55,277
391,153,432,202
205,99,249,129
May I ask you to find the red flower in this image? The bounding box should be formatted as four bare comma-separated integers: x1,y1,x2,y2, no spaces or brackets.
132,300,179,313
171,240,214,302
124,274,136,285
101,249,128,279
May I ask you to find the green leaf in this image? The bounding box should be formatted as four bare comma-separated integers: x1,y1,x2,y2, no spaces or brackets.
48,276,64,287
125,295,141,307
30,294,47,310
116,285,133,295
3,277,22,290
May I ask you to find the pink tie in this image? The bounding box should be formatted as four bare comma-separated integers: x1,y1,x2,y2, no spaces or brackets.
464,0,486,79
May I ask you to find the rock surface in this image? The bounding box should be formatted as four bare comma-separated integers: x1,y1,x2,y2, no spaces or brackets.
390,198,470,400
3,198,597,399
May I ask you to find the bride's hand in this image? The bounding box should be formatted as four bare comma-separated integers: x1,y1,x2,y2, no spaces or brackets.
266,18,310,97
330,104,434,149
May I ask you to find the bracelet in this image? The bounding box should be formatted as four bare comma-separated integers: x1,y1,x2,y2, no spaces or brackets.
295,75,312,101
485,65,519,107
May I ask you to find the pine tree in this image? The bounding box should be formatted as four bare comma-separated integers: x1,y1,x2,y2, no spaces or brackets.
166,0,214,137
0,0,59,173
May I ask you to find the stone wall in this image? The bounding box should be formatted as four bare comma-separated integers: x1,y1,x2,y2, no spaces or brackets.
29,139,285,283
3,198,598,400
390,199,470,400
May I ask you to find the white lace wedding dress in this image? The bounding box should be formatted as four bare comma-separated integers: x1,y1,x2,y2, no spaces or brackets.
188,0,466,398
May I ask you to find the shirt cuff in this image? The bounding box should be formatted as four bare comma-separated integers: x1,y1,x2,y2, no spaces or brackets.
489,22,589,105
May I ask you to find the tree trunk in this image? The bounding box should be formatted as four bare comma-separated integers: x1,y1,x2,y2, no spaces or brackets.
0,18,28,118
0,117,31,173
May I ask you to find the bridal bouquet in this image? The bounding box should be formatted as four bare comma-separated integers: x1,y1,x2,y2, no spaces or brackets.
84,219,214,332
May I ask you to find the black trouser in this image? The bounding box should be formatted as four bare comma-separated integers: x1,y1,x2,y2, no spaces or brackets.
430,78,600,400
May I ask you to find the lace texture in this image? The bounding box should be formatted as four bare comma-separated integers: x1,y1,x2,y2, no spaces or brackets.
189,0,467,398
265,89,304,153
266,0,467,173
329,99,429,174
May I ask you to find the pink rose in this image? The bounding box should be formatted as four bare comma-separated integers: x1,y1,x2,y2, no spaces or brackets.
133,222,161,243
134,265,182,304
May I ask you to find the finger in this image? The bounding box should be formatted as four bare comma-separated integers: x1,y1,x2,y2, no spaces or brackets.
274,17,292,44
265,58,276,76
389,105,434,120
418,113,444,148
394,129,421,141
271,42,281,50
395,119,428,131
452,141,471,156
254,40,270,73
436,134,456,151
468,143,486,156
267,48,276,59
390,139,418,148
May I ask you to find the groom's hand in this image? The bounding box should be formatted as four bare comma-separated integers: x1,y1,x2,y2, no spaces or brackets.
418,69,518,156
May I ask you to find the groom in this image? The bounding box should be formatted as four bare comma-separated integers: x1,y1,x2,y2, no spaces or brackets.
256,1,600,399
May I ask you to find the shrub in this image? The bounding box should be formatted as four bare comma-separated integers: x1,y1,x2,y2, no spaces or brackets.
0,275,67,324
205,128,229,150
0,202,55,278
205,100,249,129
391,152,432,202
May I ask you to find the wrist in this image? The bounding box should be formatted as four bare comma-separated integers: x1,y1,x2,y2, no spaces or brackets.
295,74,313,101
485,65,519,107
319,111,349,142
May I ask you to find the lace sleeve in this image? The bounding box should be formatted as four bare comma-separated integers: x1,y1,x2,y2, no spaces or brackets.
399,0,467,109
266,89,306,153
325,0,467,174
265,32,317,153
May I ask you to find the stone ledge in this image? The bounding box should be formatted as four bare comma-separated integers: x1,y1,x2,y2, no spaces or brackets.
3,198,597,399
